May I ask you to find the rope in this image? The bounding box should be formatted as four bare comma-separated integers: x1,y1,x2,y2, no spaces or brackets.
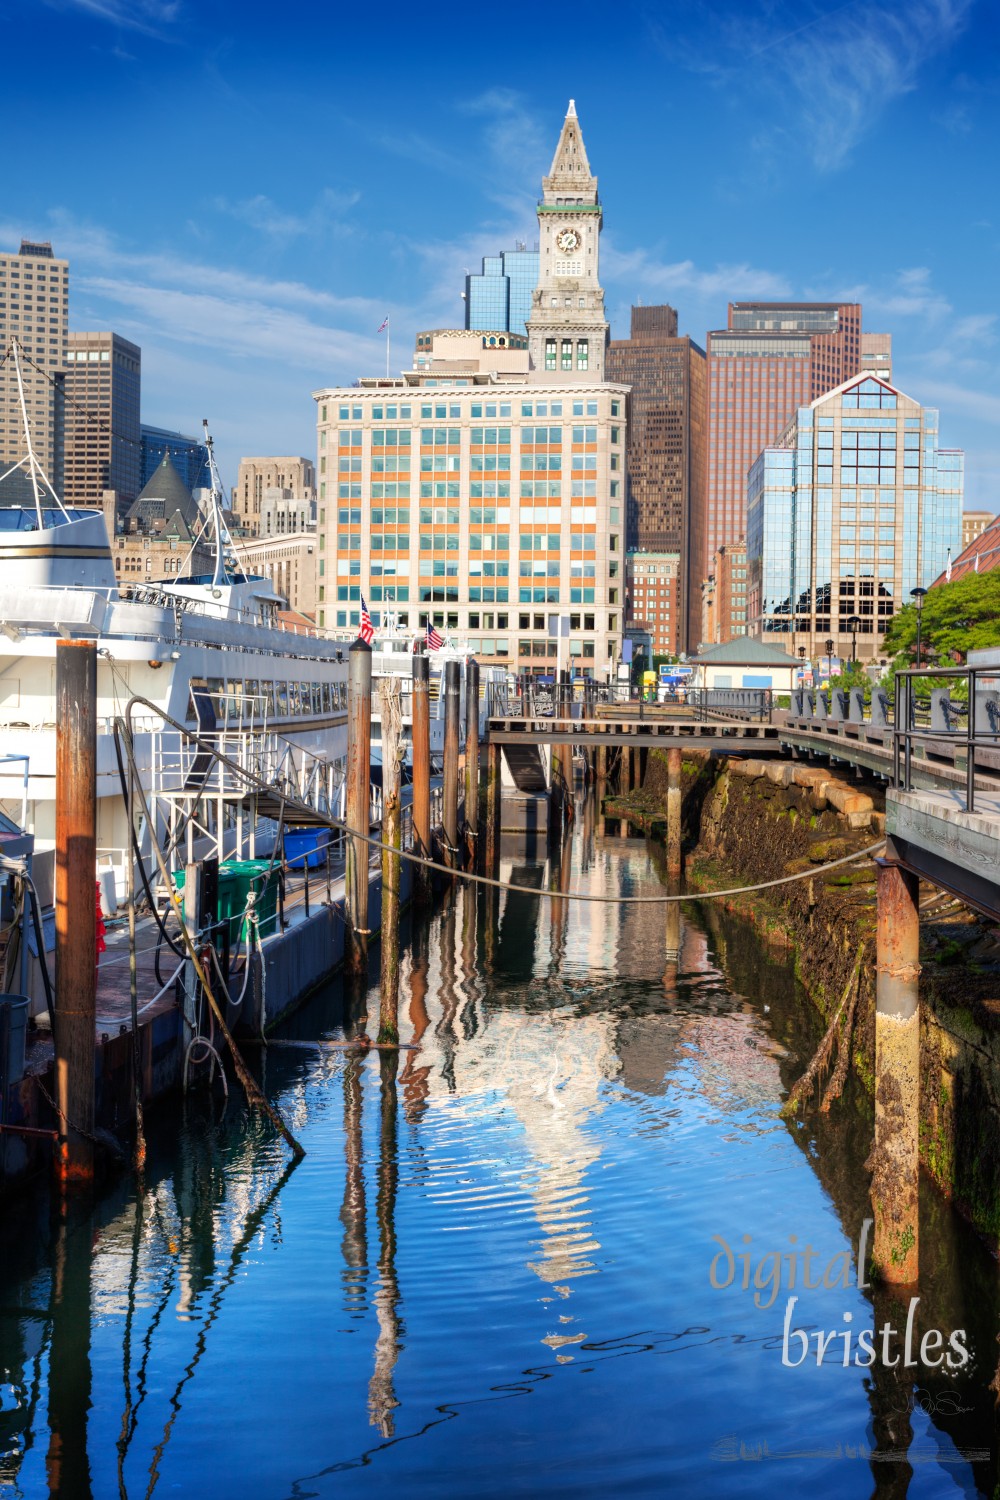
122,694,885,905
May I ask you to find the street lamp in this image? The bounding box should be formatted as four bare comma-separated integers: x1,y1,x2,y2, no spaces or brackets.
846,615,860,665
825,637,835,681
910,586,928,669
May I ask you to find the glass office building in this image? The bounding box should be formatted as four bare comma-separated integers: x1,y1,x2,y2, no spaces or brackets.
747,376,963,662
140,424,210,493
465,247,539,336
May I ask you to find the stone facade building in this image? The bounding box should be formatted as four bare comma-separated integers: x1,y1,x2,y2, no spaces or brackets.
0,240,68,502
234,456,315,536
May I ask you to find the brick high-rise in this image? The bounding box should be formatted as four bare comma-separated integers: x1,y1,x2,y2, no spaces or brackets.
63,331,141,507
607,305,706,651
705,302,862,570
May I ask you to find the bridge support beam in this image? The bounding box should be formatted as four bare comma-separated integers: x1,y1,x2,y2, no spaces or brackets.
872,859,920,1283
666,747,682,880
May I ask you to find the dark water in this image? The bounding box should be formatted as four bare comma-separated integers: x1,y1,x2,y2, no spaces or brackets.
2,802,1000,1498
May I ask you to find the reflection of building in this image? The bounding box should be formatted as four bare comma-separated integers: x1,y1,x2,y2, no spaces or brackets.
607,306,706,650
63,331,141,505
747,375,964,661
0,239,68,502
464,245,539,336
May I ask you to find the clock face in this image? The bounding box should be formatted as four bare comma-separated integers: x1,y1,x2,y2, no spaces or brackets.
556,228,581,253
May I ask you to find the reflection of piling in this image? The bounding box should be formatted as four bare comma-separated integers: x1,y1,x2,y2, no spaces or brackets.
872,859,920,1283
411,653,431,904
377,678,402,1045
340,1062,368,1296
45,1214,94,1498
54,641,97,1189
666,746,682,880
484,740,500,872
464,658,480,867
368,1049,401,1437
443,659,460,871
345,640,372,974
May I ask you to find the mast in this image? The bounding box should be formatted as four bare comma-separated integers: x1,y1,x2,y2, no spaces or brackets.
202,418,237,589
0,337,70,525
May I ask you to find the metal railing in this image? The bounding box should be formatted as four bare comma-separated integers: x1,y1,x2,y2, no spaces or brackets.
689,688,772,723
893,667,999,813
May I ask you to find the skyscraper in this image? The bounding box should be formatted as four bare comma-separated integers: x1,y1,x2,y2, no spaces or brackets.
747,375,963,662
0,240,69,503
607,305,706,651
314,101,627,678
62,331,141,506
705,302,862,567
139,425,211,494
234,456,316,536
465,246,539,335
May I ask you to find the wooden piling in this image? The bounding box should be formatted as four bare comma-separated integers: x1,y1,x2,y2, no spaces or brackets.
54,640,97,1189
45,1212,93,1495
442,659,461,871
666,746,682,880
872,859,920,1283
464,658,480,867
485,739,501,871
377,678,402,1045
411,652,431,904
345,638,372,975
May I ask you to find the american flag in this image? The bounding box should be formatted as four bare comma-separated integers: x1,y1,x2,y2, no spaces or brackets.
359,595,375,644
425,623,443,651
376,316,389,334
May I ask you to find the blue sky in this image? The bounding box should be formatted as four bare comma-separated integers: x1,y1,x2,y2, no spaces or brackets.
3,0,998,505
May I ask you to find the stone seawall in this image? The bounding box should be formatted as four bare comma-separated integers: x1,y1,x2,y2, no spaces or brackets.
621,752,1000,1245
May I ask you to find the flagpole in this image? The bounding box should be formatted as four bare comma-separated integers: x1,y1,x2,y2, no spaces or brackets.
386,317,390,380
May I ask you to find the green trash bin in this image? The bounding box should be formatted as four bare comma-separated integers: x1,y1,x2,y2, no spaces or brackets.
172,861,279,948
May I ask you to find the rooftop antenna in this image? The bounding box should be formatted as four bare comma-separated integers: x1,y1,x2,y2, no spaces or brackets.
0,337,70,526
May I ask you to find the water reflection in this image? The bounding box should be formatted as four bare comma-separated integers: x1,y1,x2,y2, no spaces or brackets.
1,796,999,1496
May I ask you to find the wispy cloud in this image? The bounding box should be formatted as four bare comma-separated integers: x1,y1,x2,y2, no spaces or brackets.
213,187,362,239
659,0,973,172
46,0,181,36
603,244,792,302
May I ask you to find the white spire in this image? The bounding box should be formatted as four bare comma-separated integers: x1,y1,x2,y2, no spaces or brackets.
567,98,577,117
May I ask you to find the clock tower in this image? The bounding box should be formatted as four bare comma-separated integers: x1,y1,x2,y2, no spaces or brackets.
527,100,608,384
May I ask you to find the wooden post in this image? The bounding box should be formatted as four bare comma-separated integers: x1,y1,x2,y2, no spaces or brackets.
345,638,372,975
464,658,480,867
872,859,920,1283
666,746,682,880
485,739,501,872
442,659,460,871
54,640,97,1189
411,652,431,904
377,678,402,1045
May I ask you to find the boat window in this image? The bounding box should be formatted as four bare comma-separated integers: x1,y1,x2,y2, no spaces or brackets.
321,683,332,713
287,683,300,716
311,683,322,713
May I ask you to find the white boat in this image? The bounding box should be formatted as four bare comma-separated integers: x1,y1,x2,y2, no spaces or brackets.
0,338,349,1007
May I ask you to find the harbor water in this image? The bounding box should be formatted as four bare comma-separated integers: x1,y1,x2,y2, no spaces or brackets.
1,801,998,1497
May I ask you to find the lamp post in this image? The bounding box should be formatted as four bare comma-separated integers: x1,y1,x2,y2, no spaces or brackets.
846,615,860,666
910,586,928,670
825,636,835,683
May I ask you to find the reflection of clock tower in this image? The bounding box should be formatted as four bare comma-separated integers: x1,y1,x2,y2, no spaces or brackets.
527,100,608,384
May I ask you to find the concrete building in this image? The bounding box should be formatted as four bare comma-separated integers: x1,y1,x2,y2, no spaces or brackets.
607,305,706,650
234,533,318,617
625,549,681,655
700,571,717,652
0,240,69,502
747,375,964,662
234,455,316,536
861,332,892,384
705,302,864,568
465,245,539,336
62,331,141,506
260,489,316,537
139,424,210,493
701,539,749,646
314,101,626,677
962,509,994,549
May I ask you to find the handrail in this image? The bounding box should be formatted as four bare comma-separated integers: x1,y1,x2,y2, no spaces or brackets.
892,666,1000,813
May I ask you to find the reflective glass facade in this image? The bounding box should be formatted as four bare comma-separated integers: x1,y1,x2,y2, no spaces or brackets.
140,425,211,493
465,248,539,336
747,378,964,661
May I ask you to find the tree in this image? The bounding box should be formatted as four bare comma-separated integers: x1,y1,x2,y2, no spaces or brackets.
882,572,1000,668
